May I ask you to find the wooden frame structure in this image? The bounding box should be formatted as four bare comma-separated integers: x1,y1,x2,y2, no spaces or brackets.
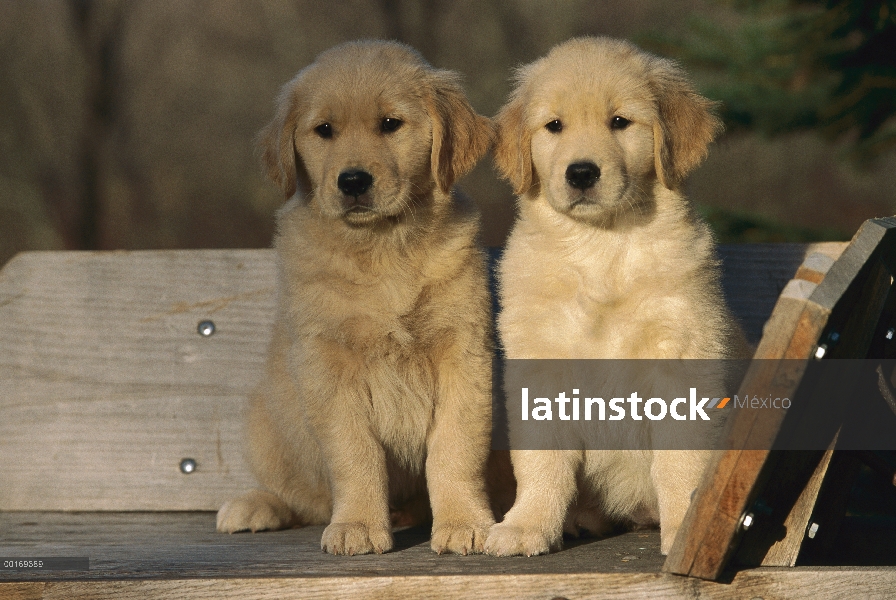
2,224,895,598
665,217,896,580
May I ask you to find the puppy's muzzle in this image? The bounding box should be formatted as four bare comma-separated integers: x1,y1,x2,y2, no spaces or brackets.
565,162,600,190
337,170,374,209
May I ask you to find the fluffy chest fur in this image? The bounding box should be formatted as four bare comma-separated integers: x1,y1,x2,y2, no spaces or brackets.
498,185,728,360
274,199,488,455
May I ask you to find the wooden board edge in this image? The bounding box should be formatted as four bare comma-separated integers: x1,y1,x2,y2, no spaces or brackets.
810,219,896,311
0,582,42,600
664,293,833,578
5,569,896,600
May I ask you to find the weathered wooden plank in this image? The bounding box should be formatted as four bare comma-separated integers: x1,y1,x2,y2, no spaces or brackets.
0,513,894,599
0,243,846,511
795,451,864,565
664,220,896,580
0,512,662,580
663,294,818,578
0,583,39,600
717,242,846,345
755,253,894,566
761,446,836,567
4,570,896,600
755,231,896,567
0,250,274,511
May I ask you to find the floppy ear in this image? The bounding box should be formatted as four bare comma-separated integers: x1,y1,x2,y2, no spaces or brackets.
494,91,534,196
258,78,311,200
426,71,496,194
650,60,724,190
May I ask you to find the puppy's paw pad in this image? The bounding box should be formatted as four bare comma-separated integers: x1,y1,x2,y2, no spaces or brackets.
216,496,292,533
431,521,493,555
321,522,393,556
483,522,554,557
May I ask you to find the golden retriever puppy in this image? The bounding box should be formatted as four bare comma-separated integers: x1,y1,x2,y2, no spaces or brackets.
216,40,497,556
484,37,748,557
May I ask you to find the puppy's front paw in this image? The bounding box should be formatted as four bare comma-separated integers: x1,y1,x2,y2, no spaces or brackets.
216,491,296,533
431,520,493,555
321,522,393,555
484,521,557,557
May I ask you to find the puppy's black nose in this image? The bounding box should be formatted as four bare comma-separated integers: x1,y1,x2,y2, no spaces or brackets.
337,170,373,197
565,162,600,190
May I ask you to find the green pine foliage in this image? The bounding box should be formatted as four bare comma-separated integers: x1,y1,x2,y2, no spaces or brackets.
645,0,896,161
698,205,849,243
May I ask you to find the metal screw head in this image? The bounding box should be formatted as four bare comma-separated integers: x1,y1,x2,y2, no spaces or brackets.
197,320,215,337
807,522,820,539
741,512,755,530
814,344,827,360
829,331,840,342
179,458,197,474
887,328,895,341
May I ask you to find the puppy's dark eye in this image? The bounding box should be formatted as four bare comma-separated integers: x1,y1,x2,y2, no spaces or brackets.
314,123,333,139
610,116,631,130
381,117,403,133
545,119,563,133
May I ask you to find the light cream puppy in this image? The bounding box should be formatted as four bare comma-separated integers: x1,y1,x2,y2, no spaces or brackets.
485,37,748,556
216,41,497,556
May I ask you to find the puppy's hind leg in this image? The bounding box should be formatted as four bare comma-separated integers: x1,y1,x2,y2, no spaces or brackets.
219,353,333,535
216,489,299,533
651,449,711,554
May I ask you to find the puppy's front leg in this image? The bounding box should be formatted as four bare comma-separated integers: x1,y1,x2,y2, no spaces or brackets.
306,381,392,556
484,450,579,556
319,427,392,555
426,365,495,555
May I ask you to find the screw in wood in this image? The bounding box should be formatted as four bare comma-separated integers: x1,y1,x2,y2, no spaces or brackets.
197,320,215,337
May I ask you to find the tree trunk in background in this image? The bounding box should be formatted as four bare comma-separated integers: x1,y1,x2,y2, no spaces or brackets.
67,0,124,250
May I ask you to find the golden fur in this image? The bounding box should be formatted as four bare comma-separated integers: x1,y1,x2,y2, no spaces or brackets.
484,37,748,557
216,41,499,556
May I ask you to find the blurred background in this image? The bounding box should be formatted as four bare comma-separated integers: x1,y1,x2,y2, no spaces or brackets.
2,0,895,267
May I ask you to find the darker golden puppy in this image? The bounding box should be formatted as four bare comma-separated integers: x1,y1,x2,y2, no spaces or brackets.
217,40,497,556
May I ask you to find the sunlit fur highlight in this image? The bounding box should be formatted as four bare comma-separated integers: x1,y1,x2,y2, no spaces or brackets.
485,37,749,558
216,40,507,557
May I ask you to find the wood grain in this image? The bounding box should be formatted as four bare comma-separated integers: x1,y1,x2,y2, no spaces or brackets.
0,243,845,511
664,220,896,580
663,293,818,578
4,570,896,600
0,512,663,580
717,242,846,345
0,250,274,511
761,446,836,567
0,241,892,596
0,513,894,599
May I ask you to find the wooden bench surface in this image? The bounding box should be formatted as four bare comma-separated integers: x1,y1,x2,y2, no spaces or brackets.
4,242,896,598
2,512,895,599
0,243,846,511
